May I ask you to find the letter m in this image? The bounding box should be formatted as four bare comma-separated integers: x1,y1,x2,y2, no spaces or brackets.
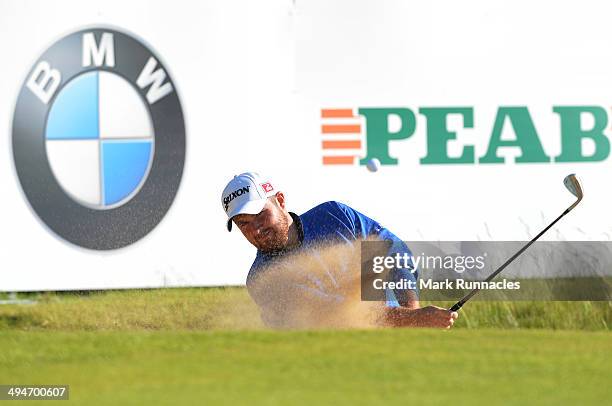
82,32,115,67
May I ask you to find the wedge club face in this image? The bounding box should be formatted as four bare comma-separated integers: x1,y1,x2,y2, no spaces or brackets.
563,174,583,210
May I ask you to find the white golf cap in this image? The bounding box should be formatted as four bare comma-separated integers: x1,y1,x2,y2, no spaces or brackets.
221,172,277,231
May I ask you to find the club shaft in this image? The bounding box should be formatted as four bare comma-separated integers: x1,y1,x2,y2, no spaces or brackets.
450,207,571,312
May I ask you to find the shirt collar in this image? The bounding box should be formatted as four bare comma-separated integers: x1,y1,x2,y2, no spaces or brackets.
289,212,304,244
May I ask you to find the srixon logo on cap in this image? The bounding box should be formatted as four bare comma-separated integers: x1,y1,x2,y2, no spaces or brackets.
261,182,273,193
223,186,250,211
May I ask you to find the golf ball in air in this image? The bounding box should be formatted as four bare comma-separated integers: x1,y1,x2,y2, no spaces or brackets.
366,158,380,172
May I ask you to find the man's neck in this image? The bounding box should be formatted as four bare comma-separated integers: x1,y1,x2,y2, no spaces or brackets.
285,213,300,250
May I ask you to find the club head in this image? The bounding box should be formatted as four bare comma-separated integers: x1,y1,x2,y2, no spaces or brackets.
563,174,583,210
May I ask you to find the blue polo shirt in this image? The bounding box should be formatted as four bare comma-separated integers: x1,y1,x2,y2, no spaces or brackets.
246,201,418,326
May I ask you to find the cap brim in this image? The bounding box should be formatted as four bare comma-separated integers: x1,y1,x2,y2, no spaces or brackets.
226,198,268,232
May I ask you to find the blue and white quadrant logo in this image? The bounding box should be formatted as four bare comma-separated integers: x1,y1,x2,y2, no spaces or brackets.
46,71,154,208
12,28,186,250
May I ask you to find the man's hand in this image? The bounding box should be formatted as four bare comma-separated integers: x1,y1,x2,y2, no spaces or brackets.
383,305,459,329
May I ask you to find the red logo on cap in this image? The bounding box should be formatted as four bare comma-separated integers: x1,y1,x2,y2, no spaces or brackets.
261,182,274,193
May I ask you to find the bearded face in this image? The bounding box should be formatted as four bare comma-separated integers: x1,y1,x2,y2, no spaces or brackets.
233,197,291,253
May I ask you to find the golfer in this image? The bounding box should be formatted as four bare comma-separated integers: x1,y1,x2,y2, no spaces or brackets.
222,172,458,329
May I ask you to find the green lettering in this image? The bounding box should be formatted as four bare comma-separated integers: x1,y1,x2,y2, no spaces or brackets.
554,106,610,162
419,107,474,164
480,107,550,164
359,108,416,165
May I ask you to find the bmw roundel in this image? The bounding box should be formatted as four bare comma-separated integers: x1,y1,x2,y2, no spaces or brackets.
12,28,186,250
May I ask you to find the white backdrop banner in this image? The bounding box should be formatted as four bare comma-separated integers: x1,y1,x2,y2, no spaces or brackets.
1,0,611,291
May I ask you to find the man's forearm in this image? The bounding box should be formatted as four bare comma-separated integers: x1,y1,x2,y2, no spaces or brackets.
383,307,424,327
382,305,458,328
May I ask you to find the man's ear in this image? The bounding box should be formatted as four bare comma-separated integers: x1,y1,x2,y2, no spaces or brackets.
274,192,286,209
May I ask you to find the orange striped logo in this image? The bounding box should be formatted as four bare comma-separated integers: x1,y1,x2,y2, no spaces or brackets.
321,109,354,118
321,108,363,165
322,156,355,165
322,124,362,134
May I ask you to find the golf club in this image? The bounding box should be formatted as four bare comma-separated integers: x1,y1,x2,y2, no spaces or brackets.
449,174,584,312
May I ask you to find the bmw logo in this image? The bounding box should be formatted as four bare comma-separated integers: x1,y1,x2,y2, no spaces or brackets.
12,28,186,250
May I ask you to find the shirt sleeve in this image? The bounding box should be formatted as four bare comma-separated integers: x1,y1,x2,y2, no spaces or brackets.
378,228,419,306
332,202,419,305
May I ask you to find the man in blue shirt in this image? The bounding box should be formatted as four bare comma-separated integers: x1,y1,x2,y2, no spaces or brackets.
221,172,458,329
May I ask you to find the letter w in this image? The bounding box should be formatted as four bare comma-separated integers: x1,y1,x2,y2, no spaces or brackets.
137,57,173,104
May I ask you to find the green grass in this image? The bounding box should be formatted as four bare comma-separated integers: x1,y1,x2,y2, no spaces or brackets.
0,287,610,331
0,329,610,405
0,287,262,331
0,288,610,404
